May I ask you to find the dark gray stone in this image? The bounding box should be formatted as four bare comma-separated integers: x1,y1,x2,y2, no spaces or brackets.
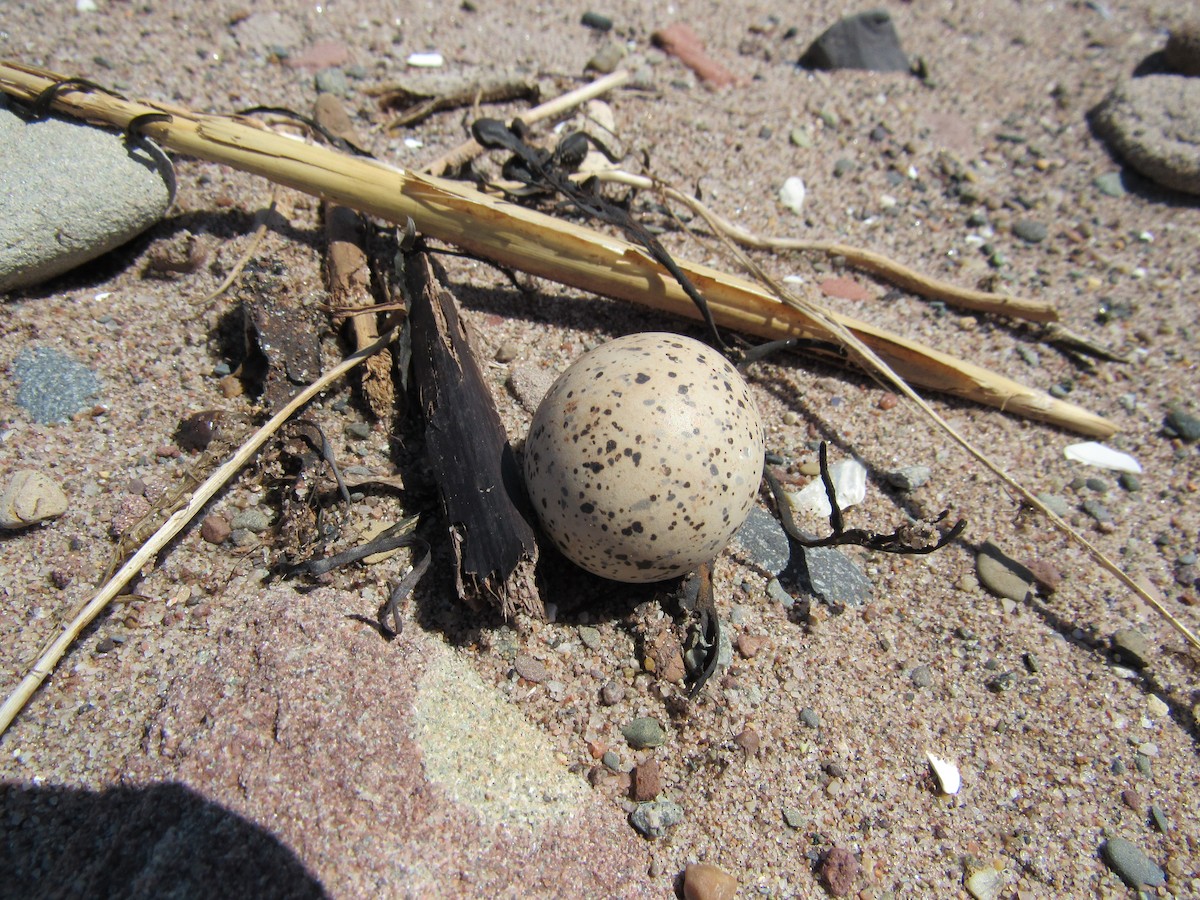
1092,76,1200,195
1101,836,1165,888
1165,405,1200,442
800,9,910,72
794,545,873,607
732,506,793,574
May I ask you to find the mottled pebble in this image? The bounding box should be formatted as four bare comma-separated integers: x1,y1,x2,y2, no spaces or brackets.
13,347,102,424
1165,405,1200,442
1146,694,1169,718
1101,836,1165,888
1081,498,1115,526
798,545,873,606
599,680,625,706
629,800,684,839
632,759,661,801
0,470,69,529
622,716,666,749
767,577,794,609
578,625,602,650
1121,787,1142,811
782,806,805,828
1012,219,1048,243
736,633,769,659
1135,754,1153,777
601,749,622,771
986,671,1017,693
1111,628,1152,669
313,67,348,95
176,410,224,451
493,341,520,363
683,863,737,900
819,846,861,896
514,655,550,684
800,707,820,728
976,542,1034,601
230,508,271,533
345,421,371,440
886,465,932,492
910,665,933,688
1022,652,1040,674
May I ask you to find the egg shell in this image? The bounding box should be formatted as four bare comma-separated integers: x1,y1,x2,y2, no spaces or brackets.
523,333,765,583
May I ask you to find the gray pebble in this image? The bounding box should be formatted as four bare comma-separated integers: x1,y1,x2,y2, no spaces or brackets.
601,749,622,771
1082,499,1114,525
782,807,805,829
1118,473,1141,492
1101,836,1165,888
732,506,792,574
1112,628,1152,669
0,101,175,291
886,465,932,492
1135,754,1153,777
833,158,855,177
1165,405,1200,442
798,545,874,607
1015,345,1040,366
1084,477,1108,493
767,578,795,609
578,625,602,650
314,67,349,95
1023,652,1040,674
230,508,272,533
580,10,613,31
14,347,101,424
0,470,69,529
629,800,684,839
799,9,910,72
1094,172,1127,197
585,42,626,74
599,680,624,706
800,707,820,728
986,671,1017,693
346,422,371,440
909,665,933,688
789,127,814,148
1150,803,1169,833
1036,493,1072,517
622,717,666,749
976,542,1034,602
1012,219,1048,243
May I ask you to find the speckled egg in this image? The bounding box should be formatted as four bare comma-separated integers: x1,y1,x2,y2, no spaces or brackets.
523,333,765,583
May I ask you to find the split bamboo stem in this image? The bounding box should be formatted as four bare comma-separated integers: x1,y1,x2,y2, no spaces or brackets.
0,61,1113,437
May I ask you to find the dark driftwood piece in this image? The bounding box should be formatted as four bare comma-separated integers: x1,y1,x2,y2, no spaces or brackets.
406,251,542,619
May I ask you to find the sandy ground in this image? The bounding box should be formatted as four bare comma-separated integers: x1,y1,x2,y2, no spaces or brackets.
1,1,1198,897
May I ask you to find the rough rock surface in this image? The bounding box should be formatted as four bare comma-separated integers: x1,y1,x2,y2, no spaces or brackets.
1092,76,1200,195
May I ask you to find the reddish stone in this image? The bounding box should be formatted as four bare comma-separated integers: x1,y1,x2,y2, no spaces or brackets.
683,862,738,900
818,277,874,301
820,846,861,896
200,514,231,545
633,759,661,801
736,633,769,659
652,23,739,88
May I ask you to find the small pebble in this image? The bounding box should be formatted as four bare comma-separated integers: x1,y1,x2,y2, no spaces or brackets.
346,421,371,440
176,410,223,452
1150,803,1169,833
789,127,814,148
494,341,520,363
230,508,271,533
1012,219,1048,243
1165,406,1200,442
800,707,820,728
910,665,933,688
683,863,737,900
986,671,1017,692
782,807,805,829
1117,472,1141,492
200,514,231,544
622,717,666,749
578,625,602,650
600,680,625,706
1094,172,1126,197
585,42,626,74
629,800,684,839
1145,694,1169,718
514,654,549,684
1135,754,1153,777
0,470,69,529
601,749,622,771
1111,628,1152,669
1081,498,1114,526
976,542,1034,602
1101,836,1165,888
632,759,661,801
963,857,1005,900
886,465,932,492
819,846,860,897
580,10,613,32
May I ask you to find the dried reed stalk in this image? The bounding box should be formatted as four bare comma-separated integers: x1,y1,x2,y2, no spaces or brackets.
0,61,1113,436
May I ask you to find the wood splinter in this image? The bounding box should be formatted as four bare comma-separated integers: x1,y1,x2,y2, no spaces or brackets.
406,250,542,619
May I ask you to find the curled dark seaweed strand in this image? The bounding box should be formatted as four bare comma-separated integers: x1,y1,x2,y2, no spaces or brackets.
124,112,173,143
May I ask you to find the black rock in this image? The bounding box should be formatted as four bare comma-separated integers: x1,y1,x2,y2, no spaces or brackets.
800,9,910,72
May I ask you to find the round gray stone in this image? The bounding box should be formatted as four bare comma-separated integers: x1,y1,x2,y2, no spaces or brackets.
621,717,666,749
629,800,684,839
1092,76,1200,195
0,100,175,291
1101,836,1165,888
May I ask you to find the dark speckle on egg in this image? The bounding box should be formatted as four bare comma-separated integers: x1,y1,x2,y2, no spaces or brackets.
523,333,765,583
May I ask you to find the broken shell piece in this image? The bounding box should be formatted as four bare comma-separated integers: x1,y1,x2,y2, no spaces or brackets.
406,51,444,68
779,176,807,215
787,458,867,517
0,470,69,529
1063,441,1142,473
926,752,961,795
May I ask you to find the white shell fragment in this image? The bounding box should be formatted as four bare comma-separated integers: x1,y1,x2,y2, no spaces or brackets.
786,458,867,518
926,751,961,795
524,333,765,583
406,51,445,68
0,470,69,529
1064,441,1142,473
778,176,807,215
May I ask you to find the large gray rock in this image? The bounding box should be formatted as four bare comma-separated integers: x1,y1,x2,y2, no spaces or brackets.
0,100,175,291
1092,76,1200,195
800,9,910,72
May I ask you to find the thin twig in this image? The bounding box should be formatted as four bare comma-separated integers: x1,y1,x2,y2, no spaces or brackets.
0,323,401,739
191,190,277,307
